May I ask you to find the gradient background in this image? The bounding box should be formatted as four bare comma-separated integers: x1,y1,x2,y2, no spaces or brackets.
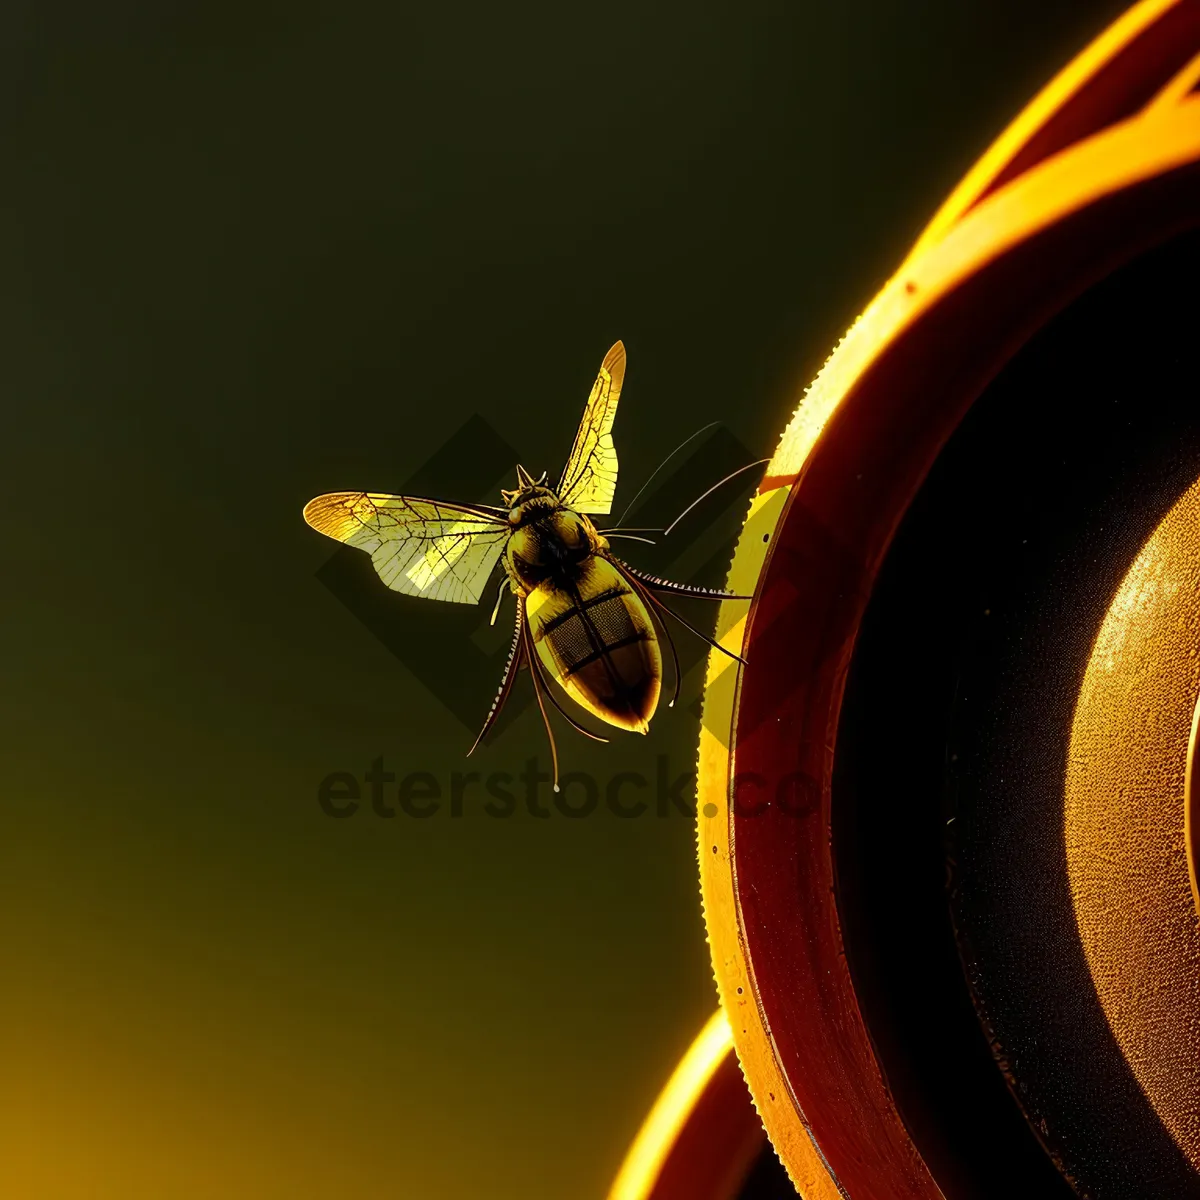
0,2,1127,1197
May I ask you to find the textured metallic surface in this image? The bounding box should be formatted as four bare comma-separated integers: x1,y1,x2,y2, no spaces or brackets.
1065,477,1200,1165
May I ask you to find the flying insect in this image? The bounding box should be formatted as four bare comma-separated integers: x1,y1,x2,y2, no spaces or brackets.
303,342,756,788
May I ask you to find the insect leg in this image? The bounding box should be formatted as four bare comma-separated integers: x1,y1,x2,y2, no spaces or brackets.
617,561,748,667
526,640,611,744
642,592,682,709
467,604,526,756
489,576,508,626
615,558,751,602
520,613,562,792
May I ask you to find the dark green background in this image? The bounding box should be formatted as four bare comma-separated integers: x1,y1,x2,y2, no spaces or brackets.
0,2,1125,1196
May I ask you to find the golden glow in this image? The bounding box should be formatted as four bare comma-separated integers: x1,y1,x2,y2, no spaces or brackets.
908,0,1181,259
606,1010,734,1200
769,97,1200,487
1186,698,1200,919
1145,48,1200,115
1064,478,1200,1166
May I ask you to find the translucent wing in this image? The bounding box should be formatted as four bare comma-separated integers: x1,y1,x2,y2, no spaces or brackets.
556,341,625,515
304,492,509,605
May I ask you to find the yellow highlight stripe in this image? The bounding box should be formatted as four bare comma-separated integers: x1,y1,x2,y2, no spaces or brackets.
404,522,477,589
908,0,1181,260
607,1010,734,1200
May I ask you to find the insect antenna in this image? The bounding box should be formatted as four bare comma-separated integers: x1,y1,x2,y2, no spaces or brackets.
662,458,770,537
468,605,527,756
612,421,720,526
603,532,658,546
521,617,562,792
602,455,768,545
618,563,748,667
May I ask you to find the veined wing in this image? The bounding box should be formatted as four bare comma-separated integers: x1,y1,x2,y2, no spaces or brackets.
556,341,624,515
304,492,509,605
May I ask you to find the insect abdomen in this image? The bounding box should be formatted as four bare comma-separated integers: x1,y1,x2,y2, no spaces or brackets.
526,558,661,733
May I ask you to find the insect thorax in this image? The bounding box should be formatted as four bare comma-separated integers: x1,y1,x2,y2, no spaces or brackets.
503,491,605,594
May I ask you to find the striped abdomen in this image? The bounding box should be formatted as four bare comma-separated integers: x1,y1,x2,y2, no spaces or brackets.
525,557,661,733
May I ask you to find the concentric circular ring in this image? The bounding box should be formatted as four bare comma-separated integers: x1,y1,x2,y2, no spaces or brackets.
697,2,1200,1194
